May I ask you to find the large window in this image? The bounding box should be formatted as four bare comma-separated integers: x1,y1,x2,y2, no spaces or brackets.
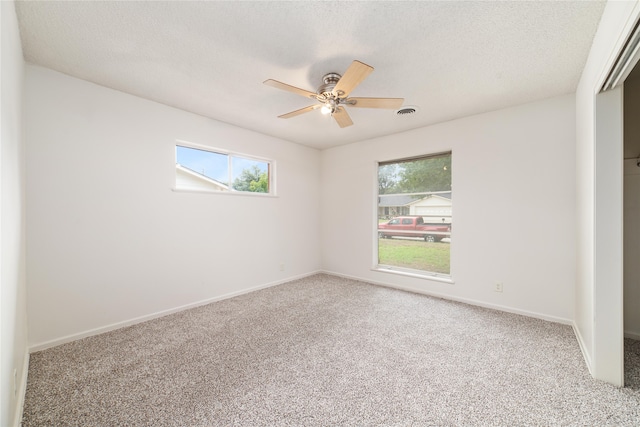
175,144,272,195
376,152,452,278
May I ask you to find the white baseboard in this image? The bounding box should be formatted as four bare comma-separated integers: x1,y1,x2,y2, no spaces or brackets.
573,321,594,376
321,270,573,325
625,330,640,340
13,351,29,427
29,271,321,352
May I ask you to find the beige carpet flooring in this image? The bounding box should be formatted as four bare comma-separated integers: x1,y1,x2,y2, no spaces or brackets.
22,274,640,426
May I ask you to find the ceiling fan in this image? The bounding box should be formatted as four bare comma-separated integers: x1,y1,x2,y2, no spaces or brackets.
264,60,404,128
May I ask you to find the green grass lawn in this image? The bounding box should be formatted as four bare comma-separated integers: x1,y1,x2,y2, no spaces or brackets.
378,237,450,274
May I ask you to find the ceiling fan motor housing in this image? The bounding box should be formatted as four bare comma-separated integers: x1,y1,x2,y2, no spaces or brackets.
317,73,342,99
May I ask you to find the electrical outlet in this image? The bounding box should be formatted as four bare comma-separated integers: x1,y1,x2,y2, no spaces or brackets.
494,282,503,293
279,263,285,271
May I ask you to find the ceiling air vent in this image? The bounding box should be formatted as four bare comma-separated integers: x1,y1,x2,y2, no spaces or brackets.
395,106,418,116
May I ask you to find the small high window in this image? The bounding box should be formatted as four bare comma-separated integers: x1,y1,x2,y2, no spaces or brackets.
175,144,272,195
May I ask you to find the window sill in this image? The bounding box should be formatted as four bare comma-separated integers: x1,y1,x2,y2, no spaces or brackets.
373,265,454,284
172,187,278,198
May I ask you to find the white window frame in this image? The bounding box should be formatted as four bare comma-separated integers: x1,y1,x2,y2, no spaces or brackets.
173,140,276,197
372,152,453,283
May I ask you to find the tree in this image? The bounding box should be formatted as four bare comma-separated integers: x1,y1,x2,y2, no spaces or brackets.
248,172,268,192
378,164,399,194
396,155,451,193
233,165,268,193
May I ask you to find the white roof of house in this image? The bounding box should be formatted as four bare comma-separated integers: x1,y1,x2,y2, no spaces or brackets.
176,164,229,191
379,192,451,207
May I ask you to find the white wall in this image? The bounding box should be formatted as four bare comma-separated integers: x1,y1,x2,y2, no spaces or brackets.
575,0,640,384
1,2,29,426
25,65,321,349
321,94,576,322
594,85,624,385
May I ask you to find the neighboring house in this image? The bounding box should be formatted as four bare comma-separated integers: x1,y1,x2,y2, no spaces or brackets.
408,193,452,224
379,192,452,224
378,194,420,218
175,164,229,192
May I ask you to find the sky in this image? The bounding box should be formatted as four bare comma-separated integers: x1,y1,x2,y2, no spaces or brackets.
176,145,268,184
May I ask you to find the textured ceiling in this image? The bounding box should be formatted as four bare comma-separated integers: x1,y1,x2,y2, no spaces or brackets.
15,1,606,150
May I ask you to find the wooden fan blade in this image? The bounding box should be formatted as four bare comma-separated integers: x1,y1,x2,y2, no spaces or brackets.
348,97,404,109
264,79,317,99
333,107,353,128
278,104,321,119
332,60,374,98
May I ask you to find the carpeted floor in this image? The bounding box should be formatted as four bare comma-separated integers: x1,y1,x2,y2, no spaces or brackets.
22,274,640,426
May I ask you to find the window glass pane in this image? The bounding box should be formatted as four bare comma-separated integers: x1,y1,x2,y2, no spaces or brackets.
377,152,452,276
231,157,269,193
176,145,228,183
175,145,271,194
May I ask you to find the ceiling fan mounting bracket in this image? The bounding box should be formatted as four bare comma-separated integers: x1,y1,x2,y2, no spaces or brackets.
322,73,341,85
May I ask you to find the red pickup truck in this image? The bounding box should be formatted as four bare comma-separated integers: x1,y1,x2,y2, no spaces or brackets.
378,216,451,242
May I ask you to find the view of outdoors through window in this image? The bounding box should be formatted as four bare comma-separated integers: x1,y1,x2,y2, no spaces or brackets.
377,152,452,275
175,145,270,194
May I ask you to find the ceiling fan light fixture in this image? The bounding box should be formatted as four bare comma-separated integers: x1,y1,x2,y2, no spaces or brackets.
321,98,337,115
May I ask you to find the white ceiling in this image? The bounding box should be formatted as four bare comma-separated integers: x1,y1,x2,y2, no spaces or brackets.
15,1,606,150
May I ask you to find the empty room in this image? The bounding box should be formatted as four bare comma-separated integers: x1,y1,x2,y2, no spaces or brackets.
2,1,640,425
